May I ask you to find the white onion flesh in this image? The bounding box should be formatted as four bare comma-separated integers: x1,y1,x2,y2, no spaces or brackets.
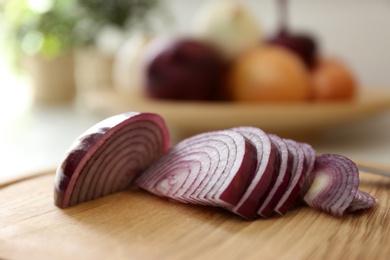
136,130,258,210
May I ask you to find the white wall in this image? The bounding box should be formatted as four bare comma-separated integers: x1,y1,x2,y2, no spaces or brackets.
162,0,390,88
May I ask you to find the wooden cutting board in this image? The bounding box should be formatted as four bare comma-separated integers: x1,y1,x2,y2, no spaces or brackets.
1,168,389,260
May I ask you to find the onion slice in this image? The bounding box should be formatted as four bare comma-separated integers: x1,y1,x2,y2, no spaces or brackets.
303,154,360,217
274,139,307,215
54,112,170,208
257,134,291,217
298,142,317,199
135,130,258,210
231,126,278,220
347,190,377,213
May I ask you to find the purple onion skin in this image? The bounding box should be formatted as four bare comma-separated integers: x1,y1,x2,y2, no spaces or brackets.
274,139,306,215
54,112,170,208
55,132,103,206
257,134,291,218
219,140,258,207
270,0,318,69
347,190,377,213
145,38,227,101
268,31,318,69
230,127,278,220
297,143,317,201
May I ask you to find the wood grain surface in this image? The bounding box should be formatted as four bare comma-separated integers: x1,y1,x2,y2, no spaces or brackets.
1,168,389,260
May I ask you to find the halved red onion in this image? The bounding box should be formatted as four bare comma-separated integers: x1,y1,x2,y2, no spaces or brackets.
230,126,278,220
347,190,377,213
135,130,258,210
274,139,306,215
54,112,170,208
303,154,360,217
257,134,291,217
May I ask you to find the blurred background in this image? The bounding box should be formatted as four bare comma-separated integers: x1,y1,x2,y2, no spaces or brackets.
1,0,390,180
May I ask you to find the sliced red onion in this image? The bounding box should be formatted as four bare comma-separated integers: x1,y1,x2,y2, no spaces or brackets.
136,130,258,210
136,135,226,205
303,154,360,217
274,139,306,215
54,112,170,208
347,190,377,213
230,126,278,220
54,112,377,219
298,142,317,199
257,134,291,217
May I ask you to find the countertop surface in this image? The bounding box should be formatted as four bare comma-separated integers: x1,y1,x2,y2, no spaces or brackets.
1,93,390,182
0,103,105,180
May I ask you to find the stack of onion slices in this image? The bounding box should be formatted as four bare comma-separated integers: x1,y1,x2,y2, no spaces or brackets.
54,112,376,219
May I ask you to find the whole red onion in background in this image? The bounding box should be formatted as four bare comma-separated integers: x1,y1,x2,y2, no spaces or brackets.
143,38,227,101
